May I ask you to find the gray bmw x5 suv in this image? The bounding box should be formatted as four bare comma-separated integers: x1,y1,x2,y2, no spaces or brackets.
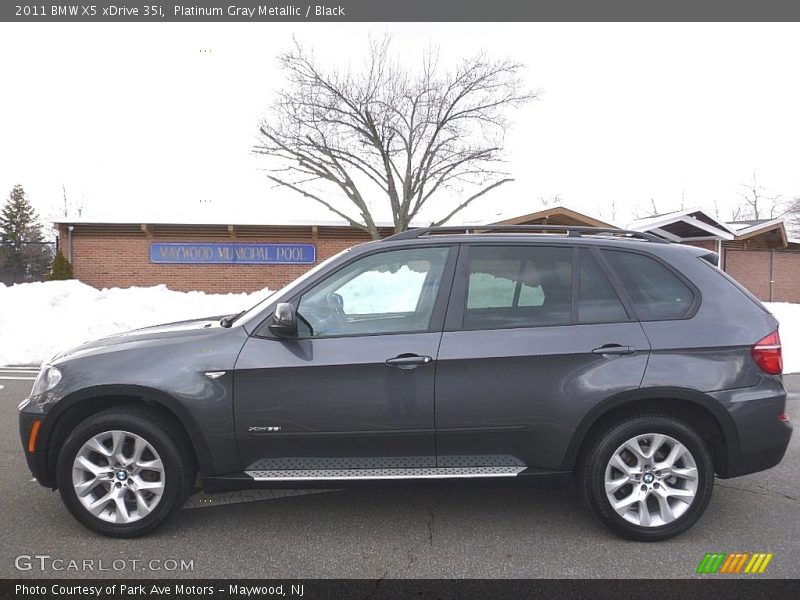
19,225,792,540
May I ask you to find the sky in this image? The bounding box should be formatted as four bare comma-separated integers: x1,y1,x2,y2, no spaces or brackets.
1,22,799,232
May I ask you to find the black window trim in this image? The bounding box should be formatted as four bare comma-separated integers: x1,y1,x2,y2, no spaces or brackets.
570,246,580,324
252,242,460,340
599,247,702,322
578,246,635,324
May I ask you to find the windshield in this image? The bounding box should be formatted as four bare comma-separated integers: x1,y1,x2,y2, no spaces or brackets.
235,248,354,329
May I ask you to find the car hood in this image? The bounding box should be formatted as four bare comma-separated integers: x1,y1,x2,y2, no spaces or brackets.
51,316,226,363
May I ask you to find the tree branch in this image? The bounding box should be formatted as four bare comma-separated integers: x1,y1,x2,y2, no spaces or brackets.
430,178,514,226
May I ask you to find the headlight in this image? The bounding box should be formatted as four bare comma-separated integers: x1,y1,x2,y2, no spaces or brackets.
31,365,62,397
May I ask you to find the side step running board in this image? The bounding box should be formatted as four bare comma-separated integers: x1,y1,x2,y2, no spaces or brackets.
245,466,526,481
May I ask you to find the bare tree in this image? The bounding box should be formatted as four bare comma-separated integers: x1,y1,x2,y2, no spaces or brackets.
254,37,536,238
729,202,745,222
61,184,84,218
783,194,800,234
632,198,663,220
609,198,617,223
538,193,563,207
735,172,783,221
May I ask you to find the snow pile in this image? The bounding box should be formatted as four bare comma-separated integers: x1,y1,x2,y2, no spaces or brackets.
0,280,272,366
763,303,800,374
338,265,426,313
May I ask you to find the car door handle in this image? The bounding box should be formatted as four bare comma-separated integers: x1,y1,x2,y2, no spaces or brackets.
592,345,636,356
385,354,433,369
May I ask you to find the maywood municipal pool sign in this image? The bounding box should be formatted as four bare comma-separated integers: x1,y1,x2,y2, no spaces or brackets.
149,242,316,265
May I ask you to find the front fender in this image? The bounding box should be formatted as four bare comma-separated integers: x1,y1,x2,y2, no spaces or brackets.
30,378,241,489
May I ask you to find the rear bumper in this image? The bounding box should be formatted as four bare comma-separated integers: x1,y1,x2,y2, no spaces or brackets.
718,434,791,479
711,379,793,479
19,410,53,488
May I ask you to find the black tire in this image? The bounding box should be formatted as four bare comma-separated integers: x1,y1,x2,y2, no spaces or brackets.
578,414,714,542
56,406,196,538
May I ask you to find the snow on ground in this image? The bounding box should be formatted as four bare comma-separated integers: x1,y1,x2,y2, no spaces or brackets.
0,280,272,366
763,302,800,374
1,281,800,374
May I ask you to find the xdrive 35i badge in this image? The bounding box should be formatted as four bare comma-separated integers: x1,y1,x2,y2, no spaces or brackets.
248,426,282,432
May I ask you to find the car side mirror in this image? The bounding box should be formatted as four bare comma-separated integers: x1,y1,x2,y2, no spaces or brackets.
268,303,297,338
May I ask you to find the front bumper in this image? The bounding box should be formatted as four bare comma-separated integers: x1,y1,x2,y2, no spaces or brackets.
19,410,53,488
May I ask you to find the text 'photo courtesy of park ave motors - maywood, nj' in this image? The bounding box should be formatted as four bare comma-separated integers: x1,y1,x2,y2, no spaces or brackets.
14,583,304,597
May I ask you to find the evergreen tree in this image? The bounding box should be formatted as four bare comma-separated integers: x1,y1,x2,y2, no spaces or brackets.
0,185,53,283
48,250,74,280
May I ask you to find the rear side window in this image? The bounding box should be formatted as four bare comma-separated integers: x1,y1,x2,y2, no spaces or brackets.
464,246,573,329
603,250,695,320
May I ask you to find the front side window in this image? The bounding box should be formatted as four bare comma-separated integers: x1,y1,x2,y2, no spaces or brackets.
463,246,573,329
603,250,695,320
296,247,450,337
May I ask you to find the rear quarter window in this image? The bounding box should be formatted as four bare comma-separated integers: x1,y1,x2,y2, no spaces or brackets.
696,257,770,314
603,250,695,320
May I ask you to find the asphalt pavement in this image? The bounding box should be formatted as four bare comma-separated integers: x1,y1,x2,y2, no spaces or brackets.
1,369,798,579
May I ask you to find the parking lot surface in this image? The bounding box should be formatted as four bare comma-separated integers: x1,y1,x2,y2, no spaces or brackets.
1,369,798,579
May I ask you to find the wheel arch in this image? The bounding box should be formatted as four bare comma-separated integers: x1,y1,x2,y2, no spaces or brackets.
42,385,213,488
563,387,739,475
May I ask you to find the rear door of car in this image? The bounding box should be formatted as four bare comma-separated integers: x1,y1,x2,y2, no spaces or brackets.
434,243,651,470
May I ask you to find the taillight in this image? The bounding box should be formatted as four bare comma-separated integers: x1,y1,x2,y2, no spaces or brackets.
751,331,782,375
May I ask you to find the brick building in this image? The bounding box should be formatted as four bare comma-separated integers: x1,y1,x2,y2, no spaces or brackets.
53,206,800,301
54,220,394,293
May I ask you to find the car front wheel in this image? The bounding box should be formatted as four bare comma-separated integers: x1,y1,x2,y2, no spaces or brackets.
579,414,714,541
56,406,195,537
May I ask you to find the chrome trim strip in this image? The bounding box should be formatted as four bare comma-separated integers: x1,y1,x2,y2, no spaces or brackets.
245,466,526,481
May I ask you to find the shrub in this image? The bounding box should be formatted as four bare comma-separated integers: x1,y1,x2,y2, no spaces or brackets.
49,250,74,280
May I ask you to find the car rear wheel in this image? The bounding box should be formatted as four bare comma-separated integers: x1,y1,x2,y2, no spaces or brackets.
578,414,714,541
56,406,195,537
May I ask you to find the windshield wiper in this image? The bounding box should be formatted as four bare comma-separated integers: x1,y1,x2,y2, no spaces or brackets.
220,311,245,328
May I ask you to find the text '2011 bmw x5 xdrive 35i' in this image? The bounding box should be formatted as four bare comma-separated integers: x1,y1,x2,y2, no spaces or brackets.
19,225,792,540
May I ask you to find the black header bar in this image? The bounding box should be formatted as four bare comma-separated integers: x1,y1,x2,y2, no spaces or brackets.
3,1,800,23
3,579,800,600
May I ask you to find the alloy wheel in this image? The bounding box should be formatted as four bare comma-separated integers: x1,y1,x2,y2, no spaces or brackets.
604,432,699,527
71,430,165,524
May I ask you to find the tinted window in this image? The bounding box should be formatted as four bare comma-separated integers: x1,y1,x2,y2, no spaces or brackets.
603,250,694,320
463,246,572,329
297,247,449,337
578,249,628,323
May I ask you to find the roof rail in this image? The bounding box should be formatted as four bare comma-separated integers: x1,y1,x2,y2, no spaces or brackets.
383,224,668,243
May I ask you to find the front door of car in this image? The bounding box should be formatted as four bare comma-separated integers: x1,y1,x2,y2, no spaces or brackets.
233,245,456,472
434,244,651,470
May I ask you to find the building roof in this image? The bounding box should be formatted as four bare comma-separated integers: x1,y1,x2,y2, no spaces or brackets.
52,217,398,228
494,205,615,228
627,207,736,241
727,219,774,227
628,207,789,248
729,218,787,247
